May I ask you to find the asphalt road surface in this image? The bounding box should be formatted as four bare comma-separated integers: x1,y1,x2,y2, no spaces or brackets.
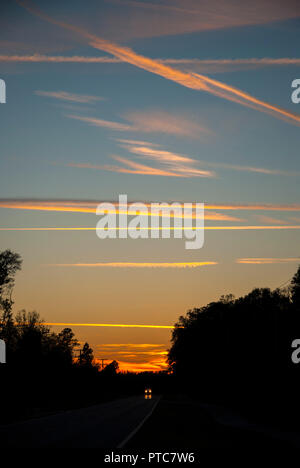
0,395,160,448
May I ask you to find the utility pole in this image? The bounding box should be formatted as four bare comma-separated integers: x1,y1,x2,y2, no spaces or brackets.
99,358,107,370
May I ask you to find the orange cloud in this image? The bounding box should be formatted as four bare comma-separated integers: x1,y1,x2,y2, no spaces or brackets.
66,135,298,178
67,138,216,178
237,257,300,264
117,358,167,373
109,154,215,178
91,343,169,373
67,159,183,177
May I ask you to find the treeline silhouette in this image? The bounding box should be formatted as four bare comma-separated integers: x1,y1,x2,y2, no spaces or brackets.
0,250,169,423
2,247,300,428
168,266,300,426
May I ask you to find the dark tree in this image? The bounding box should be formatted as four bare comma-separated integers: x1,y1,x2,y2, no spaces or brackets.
168,285,292,407
0,250,22,341
78,342,94,367
14,310,50,366
101,360,119,376
57,328,79,366
291,265,300,309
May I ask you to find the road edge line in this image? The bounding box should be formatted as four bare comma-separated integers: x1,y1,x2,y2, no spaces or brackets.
117,396,161,449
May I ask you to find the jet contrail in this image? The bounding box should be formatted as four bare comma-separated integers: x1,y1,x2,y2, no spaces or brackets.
44,322,175,329
46,261,217,268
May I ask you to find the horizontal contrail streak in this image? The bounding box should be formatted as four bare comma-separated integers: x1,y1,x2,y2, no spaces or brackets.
1,54,300,67
1,226,300,231
205,204,300,211
0,200,240,221
1,200,300,212
237,257,300,264
44,322,174,329
46,261,217,268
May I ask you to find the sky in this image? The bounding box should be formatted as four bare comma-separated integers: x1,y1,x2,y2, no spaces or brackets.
0,0,300,371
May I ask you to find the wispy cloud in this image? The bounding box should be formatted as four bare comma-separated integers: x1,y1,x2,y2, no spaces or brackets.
99,0,300,40
124,110,212,138
111,146,215,177
46,261,218,268
197,160,300,177
66,138,216,178
237,257,300,264
35,90,104,104
256,215,289,225
66,114,132,131
66,110,212,139
67,159,185,177
62,130,300,177
114,138,160,147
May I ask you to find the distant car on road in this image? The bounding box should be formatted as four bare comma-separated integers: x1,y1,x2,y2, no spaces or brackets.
144,388,152,399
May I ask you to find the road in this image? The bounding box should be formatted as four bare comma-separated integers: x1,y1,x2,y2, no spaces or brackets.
0,395,160,448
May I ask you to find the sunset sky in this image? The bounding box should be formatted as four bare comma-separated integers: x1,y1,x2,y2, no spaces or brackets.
1,0,300,371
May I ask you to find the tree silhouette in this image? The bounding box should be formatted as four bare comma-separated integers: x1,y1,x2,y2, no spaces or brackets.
291,265,300,310
168,281,295,409
101,360,119,376
57,328,79,366
0,249,22,300
0,250,22,343
78,342,94,368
